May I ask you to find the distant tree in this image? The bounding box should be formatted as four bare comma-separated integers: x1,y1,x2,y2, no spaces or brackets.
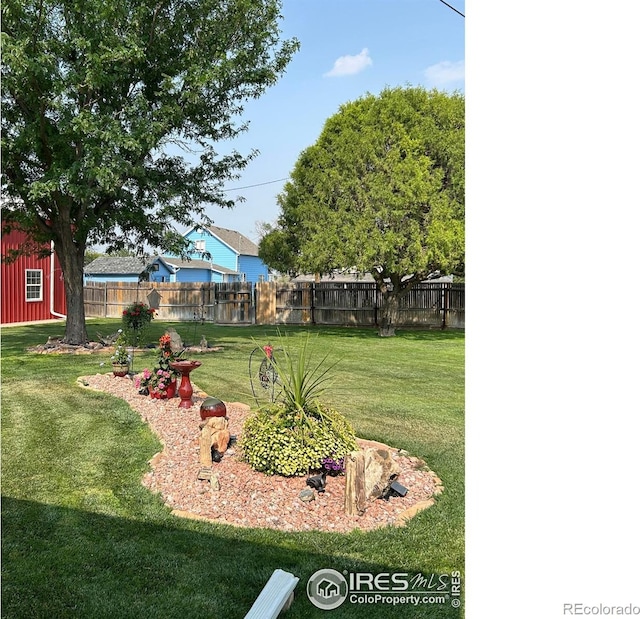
1,0,298,344
257,224,297,274
259,87,464,336
254,220,274,240
83,248,102,266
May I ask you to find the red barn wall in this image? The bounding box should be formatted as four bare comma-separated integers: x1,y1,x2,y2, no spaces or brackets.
1,229,67,325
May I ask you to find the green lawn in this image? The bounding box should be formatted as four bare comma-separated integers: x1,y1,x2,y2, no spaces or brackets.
1,320,464,618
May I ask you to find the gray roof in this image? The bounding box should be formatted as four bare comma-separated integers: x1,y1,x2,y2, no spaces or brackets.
84,256,149,275
161,257,214,270
84,254,242,277
161,257,237,275
210,264,238,275
205,225,259,256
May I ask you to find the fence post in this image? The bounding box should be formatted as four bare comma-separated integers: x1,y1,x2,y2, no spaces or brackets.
441,283,448,329
255,281,276,325
212,282,218,324
374,286,379,327
255,282,262,324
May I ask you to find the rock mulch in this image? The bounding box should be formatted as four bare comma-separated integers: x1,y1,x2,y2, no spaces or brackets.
77,372,443,533
28,338,222,355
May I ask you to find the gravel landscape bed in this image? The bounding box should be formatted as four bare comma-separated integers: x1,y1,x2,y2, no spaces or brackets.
78,372,442,533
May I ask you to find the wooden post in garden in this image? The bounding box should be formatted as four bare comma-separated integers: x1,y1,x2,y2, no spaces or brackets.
344,450,366,516
200,424,213,467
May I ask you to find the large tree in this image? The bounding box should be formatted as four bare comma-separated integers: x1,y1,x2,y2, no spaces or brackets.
259,87,464,336
1,0,298,344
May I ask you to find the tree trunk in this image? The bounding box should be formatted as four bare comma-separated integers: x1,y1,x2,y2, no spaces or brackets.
378,289,400,337
55,236,88,345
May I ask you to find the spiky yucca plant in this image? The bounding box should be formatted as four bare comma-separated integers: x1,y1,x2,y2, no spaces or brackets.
270,334,338,415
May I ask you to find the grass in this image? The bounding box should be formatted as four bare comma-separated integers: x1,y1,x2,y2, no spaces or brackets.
1,320,464,618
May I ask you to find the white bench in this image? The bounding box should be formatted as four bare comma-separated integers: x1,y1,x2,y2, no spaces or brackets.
244,569,299,618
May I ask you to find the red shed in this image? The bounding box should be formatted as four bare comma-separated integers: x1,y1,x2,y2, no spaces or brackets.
1,228,67,325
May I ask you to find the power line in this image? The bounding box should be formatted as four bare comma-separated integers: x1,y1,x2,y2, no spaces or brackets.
438,0,465,18
222,177,289,192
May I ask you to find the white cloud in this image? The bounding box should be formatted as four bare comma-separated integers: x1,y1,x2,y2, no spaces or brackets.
424,60,465,88
324,48,373,78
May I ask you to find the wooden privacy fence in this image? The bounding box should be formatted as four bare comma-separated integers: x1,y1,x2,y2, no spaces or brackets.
255,281,465,329
85,280,464,328
84,281,254,324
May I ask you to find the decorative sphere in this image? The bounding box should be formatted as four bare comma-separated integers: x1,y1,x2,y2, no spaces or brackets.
200,397,227,420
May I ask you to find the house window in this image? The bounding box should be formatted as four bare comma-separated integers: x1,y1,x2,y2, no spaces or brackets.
25,269,43,301
194,240,205,252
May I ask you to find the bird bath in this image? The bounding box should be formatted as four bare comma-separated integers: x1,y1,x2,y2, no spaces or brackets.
170,360,202,408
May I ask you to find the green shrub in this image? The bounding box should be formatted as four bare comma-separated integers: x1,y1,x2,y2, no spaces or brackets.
240,403,357,476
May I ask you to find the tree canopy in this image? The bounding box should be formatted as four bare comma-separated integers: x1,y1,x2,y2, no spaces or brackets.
259,86,464,335
1,0,298,343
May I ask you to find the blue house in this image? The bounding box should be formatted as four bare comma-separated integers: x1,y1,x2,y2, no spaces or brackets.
168,225,269,284
84,225,269,285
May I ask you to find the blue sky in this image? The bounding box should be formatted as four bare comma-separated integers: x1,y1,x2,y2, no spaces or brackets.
206,0,465,242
